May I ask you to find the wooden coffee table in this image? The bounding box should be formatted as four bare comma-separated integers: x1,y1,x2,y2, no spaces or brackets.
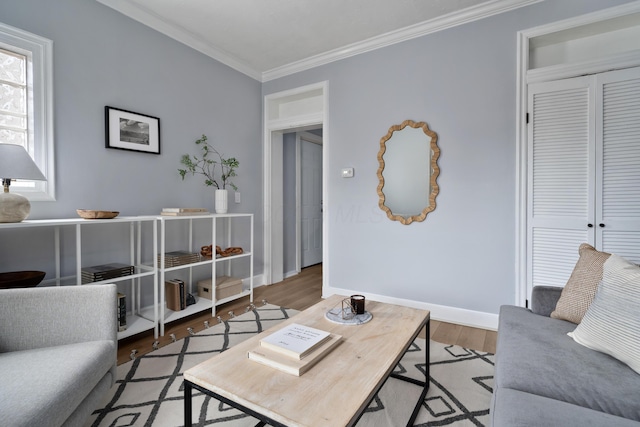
183,295,430,426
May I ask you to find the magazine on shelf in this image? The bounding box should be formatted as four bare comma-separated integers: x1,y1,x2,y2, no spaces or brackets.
259,323,333,360
248,334,342,376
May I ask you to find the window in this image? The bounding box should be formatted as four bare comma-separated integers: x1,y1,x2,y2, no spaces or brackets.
0,23,54,200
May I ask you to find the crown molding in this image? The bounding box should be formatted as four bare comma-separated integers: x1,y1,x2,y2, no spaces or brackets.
262,0,542,81
96,0,262,80
97,0,541,83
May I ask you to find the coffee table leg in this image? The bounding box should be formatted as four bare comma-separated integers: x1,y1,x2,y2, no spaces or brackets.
184,380,193,427
406,318,430,426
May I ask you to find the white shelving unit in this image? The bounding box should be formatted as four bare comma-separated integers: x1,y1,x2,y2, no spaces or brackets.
0,216,159,339
157,213,253,336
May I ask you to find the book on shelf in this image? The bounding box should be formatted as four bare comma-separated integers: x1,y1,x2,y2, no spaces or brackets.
165,279,186,311
160,208,209,216
162,208,208,213
157,251,201,267
248,333,342,376
117,292,127,332
82,263,134,284
259,323,333,360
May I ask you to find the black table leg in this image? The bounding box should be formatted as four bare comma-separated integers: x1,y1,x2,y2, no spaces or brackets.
184,380,193,427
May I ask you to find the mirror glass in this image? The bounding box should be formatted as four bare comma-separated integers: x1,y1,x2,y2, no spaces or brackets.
377,120,440,225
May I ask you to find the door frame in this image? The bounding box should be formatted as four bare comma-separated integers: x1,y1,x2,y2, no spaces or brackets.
263,81,329,292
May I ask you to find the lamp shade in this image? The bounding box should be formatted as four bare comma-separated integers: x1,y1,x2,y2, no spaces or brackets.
0,144,46,181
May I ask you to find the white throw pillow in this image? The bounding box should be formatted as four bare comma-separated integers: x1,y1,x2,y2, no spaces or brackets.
569,254,640,374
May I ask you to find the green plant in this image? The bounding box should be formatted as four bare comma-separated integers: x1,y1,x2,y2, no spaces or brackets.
178,134,239,191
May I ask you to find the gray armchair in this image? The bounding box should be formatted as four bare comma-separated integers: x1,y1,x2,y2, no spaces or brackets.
0,284,117,427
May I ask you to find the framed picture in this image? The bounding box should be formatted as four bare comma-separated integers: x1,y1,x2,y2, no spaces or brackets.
105,106,160,154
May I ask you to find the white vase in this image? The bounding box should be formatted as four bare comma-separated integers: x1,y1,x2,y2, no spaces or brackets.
215,189,228,214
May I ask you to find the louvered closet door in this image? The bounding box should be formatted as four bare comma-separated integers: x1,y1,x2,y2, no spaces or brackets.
527,76,595,293
596,67,640,264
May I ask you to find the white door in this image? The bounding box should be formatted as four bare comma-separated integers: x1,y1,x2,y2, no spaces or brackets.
596,67,640,260
526,67,640,299
527,75,595,295
301,138,323,267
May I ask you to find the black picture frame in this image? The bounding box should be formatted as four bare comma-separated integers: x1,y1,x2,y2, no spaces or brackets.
105,106,161,154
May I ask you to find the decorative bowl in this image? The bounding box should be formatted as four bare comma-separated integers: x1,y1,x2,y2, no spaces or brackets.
0,271,46,289
77,209,119,219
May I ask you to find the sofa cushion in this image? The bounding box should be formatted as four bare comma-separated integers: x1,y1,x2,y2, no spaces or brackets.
0,340,116,427
551,243,610,324
496,305,640,421
570,254,640,374
491,388,640,427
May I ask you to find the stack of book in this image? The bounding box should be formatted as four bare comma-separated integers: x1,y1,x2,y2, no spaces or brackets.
81,263,134,284
248,323,342,376
157,250,201,267
165,279,186,311
117,292,127,332
160,208,209,216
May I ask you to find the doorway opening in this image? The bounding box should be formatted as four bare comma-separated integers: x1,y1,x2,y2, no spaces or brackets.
263,81,328,294
283,129,323,278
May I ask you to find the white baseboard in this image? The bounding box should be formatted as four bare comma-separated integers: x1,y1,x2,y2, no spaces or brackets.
243,274,265,289
323,286,499,331
283,270,299,279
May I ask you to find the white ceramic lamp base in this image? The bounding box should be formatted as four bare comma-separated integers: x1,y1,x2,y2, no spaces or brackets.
0,192,31,223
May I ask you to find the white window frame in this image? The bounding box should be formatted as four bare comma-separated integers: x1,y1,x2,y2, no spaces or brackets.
0,22,54,201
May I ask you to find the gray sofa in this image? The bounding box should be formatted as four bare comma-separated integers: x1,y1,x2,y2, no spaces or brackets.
490,285,640,426
0,284,117,427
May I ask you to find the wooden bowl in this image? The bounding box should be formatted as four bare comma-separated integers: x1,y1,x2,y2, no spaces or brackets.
0,271,46,289
77,209,119,219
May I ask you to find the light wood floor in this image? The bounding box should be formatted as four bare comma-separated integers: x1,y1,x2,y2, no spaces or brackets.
117,264,497,365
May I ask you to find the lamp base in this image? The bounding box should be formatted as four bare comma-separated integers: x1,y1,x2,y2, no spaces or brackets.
0,191,31,223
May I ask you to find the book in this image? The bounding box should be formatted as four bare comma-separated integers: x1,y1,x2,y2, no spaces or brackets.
259,323,332,360
248,334,342,376
82,263,134,284
117,293,127,332
160,211,210,216
162,208,208,213
165,279,186,311
157,251,200,267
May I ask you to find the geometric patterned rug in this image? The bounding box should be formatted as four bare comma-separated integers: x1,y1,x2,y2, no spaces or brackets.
87,304,494,427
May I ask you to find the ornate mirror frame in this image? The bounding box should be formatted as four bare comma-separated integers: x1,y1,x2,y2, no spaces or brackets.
376,120,440,225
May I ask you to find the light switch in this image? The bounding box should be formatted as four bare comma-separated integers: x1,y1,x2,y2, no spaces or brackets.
235,192,241,203
341,168,354,178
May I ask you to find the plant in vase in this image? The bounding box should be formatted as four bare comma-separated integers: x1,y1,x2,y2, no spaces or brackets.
178,134,239,213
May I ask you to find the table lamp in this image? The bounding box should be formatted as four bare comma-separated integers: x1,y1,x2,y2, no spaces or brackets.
0,144,47,223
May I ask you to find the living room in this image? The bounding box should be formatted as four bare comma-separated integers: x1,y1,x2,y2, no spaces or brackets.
1,0,640,425
3,0,636,330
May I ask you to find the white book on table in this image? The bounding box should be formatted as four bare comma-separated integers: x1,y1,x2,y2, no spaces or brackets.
259,323,332,360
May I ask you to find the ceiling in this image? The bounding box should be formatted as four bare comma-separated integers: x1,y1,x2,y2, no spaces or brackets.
97,0,538,81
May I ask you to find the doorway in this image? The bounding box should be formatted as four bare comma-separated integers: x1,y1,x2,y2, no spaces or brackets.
263,81,328,292
300,132,323,268
283,130,323,278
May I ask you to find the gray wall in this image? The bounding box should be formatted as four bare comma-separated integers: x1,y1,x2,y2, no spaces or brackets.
263,0,634,315
0,0,262,281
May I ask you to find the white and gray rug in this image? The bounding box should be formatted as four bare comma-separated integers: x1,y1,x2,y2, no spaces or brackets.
88,305,494,427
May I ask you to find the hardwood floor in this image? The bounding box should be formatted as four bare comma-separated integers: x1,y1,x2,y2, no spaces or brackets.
117,264,496,365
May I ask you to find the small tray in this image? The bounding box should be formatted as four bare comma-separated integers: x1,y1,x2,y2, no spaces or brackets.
325,308,373,325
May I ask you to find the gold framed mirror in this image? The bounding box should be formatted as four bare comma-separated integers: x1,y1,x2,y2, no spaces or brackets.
376,120,440,225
